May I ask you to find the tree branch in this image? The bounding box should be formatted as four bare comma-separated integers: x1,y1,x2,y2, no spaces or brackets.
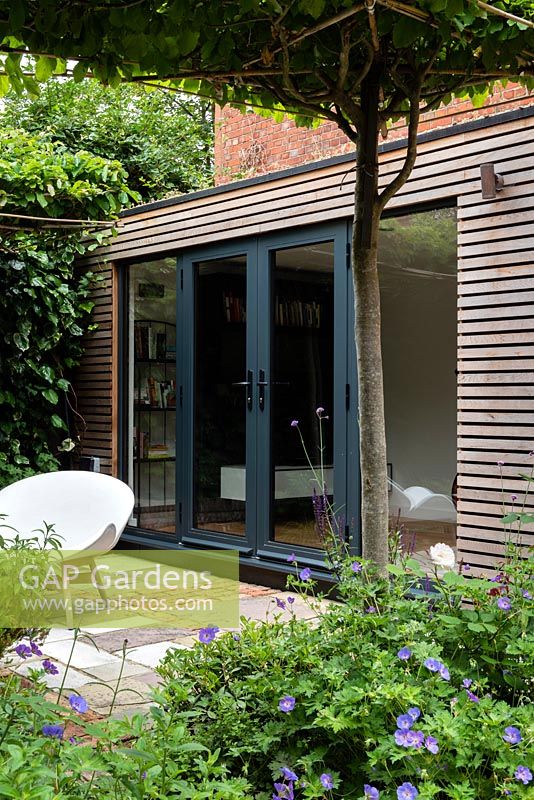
377,84,420,213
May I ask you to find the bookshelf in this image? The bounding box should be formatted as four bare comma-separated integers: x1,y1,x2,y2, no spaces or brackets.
133,320,176,522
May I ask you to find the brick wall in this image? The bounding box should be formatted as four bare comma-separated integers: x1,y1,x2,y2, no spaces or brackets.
214,84,532,185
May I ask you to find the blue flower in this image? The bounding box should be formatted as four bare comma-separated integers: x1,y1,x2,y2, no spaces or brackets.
351,561,362,573
275,598,286,610
290,420,299,428
397,647,412,661
320,774,334,790
273,782,294,800
407,707,421,721
365,606,377,614
515,766,532,785
279,695,296,713
15,643,32,659
396,714,414,731
42,659,59,675
287,553,296,562
522,589,532,599
424,658,441,672
503,726,522,744
364,786,379,800
299,568,312,581
42,724,64,739
30,641,42,656
198,626,219,644
439,664,450,681
466,689,479,703
462,678,472,688
287,596,295,604
497,596,511,611
280,767,298,782
406,730,424,749
394,729,411,747
397,783,418,800
68,694,88,714
424,736,439,754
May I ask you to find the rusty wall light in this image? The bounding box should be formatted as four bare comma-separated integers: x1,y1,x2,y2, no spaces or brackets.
480,162,504,199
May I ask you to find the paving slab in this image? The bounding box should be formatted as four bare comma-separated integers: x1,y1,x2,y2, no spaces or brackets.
81,659,148,681
90,627,191,652
42,639,124,670
125,641,187,669
16,660,94,690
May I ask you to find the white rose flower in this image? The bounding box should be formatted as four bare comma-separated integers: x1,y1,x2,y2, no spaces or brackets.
429,542,456,570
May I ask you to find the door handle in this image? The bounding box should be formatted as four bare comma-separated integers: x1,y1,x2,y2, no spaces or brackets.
257,369,267,411
232,369,253,411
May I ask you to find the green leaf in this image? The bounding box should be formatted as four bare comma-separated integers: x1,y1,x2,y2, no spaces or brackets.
35,56,56,82
51,414,67,429
43,389,59,404
0,75,10,96
72,60,88,82
392,17,427,48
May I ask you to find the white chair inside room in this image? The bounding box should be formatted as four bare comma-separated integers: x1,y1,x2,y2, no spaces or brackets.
0,470,134,552
388,479,456,523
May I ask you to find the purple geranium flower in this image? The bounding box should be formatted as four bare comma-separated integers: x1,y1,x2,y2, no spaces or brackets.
503,726,522,744
515,766,532,785
15,643,32,659
275,598,286,610
466,689,479,703
42,724,64,739
320,774,334,790
397,647,412,661
522,590,532,599
30,641,42,656
351,561,362,573
68,694,88,714
394,729,411,747
364,786,379,800
439,664,450,681
407,707,421,721
462,678,473,688
365,606,377,614
299,567,312,581
287,596,295,604
406,730,424,749
279,695,296,713
424,658,441,673
396,714,414,731
425,736,439,754
42,659,59,675
397,783,418,800
280,767,298,782
198,626,219,644
274,782,294,800
497,596,511,611
290,420,299,428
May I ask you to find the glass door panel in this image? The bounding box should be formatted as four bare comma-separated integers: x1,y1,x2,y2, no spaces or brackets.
193,257,248,536
270,242,335,549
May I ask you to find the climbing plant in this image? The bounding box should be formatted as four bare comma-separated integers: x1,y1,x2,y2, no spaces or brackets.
0,128,135,487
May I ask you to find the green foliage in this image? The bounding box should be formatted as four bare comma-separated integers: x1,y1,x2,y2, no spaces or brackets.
0,81,214,203
0,128,133,488
157,551,534,799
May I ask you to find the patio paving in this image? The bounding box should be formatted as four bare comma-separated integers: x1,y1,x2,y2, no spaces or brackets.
1,582,319,718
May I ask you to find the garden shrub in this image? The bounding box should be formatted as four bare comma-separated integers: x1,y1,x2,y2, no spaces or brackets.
158,550,533,800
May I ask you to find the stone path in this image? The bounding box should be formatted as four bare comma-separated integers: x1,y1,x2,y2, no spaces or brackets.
2,582,318,718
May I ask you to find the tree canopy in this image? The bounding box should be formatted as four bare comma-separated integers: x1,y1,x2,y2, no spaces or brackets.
0,81,213,203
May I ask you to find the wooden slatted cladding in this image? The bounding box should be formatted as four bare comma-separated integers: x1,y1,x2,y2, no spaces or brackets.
81,106,534,572
72,263,115,475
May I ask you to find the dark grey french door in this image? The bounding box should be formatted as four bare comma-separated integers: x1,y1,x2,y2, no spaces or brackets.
179,223,357,563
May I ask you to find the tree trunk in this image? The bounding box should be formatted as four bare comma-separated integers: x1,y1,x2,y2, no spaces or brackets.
351,64,389,571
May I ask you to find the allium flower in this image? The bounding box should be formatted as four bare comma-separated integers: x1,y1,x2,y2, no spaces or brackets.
424,658,441,673
462,678,473,688
68,694,88,714
15,643,32,659
439,664,450,681
396,714,414,731
320,774,334,790
503,726,522,744
287,553,296,562
290,420,299,428
279,695,296,713
364,786,379,800
497,596,511,611
429,542,455,570
515,766,532,785
397,647,412,661
397,782,418,800
42,659,59,675
299,567,312,581
30,641,42,656
42,724,64,739
198,626,219,644
280,767,298,782
275,598,286,610
407,707,421,721
351,561,362,573
466,689,479,703
424,736,439,754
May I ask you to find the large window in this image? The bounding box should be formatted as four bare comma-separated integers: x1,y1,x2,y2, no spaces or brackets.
379,207,457,562
127,258,177,534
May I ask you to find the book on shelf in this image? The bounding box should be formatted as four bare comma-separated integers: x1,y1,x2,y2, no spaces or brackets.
222,291,246,323
134,322,174,360
274,296,321,328
135,378,177,409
